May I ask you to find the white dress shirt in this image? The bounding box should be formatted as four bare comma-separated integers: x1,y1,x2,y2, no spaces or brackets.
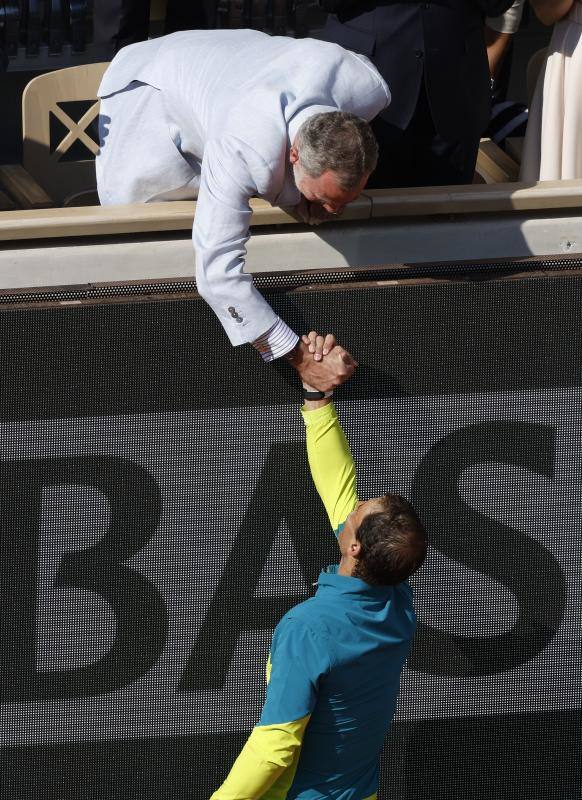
97,30,391,356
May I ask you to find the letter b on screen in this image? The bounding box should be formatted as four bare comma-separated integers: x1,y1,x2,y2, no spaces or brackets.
0,457,167,702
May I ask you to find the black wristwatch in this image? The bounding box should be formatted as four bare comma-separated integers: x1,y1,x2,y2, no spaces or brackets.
302,385,333,400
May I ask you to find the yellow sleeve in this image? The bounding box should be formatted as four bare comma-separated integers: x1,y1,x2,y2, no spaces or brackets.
300,402,358,534
209,716,310,800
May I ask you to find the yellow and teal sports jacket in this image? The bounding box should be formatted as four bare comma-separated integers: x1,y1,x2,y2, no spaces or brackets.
210,403,417,800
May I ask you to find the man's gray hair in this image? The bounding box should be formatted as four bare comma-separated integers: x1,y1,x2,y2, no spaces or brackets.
295,111,378,190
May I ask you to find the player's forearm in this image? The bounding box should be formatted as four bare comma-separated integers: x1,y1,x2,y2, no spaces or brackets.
210,719,307,800
303,395,332,411
209,743,283,800
300,402,358,533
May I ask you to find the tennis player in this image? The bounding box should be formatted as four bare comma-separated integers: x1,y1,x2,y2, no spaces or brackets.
210,332,427,800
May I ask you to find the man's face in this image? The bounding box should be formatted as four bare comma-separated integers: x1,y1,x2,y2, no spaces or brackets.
294,166,367,214
338,497,384,558
290,145,368,215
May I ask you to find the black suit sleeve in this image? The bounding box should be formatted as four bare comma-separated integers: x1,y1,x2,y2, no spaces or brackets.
320,0,515,17
319,0,372,14
472,0,515,15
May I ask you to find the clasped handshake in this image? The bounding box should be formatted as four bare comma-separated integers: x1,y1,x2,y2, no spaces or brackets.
285,330,358,392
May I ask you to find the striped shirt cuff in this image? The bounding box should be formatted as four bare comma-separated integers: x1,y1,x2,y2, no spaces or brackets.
253,318,299,363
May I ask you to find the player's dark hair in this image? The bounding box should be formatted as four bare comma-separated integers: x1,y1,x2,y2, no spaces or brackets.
353,494,427,586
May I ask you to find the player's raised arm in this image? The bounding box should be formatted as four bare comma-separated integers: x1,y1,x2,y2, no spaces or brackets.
210,331,428,800
300,332,359,537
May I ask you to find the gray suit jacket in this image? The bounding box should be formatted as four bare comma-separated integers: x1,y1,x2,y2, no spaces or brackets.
97,30,390,345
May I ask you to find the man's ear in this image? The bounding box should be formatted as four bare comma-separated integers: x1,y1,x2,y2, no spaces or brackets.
289,145,299,165
350,539,361,558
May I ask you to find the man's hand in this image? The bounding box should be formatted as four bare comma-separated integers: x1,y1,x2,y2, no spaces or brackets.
285,335,357,392
302,331,337,361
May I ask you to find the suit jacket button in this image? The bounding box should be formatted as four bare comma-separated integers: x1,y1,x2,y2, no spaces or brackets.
415,49,424,59
227,306,243,322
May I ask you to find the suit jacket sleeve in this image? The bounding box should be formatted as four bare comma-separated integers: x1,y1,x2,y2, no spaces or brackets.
468,0,516,15
193,136,283,346
320,0,515,19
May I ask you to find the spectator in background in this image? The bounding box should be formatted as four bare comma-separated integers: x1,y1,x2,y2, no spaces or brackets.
486,0,526,100
521,0,582,180
484,0,529,150
93,0,210,57
319,0,515,189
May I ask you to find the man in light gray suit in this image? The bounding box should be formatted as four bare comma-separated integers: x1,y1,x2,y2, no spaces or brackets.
97,30,390,390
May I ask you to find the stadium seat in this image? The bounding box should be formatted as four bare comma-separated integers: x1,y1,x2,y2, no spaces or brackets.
0,62,108,208
475,138,521,184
